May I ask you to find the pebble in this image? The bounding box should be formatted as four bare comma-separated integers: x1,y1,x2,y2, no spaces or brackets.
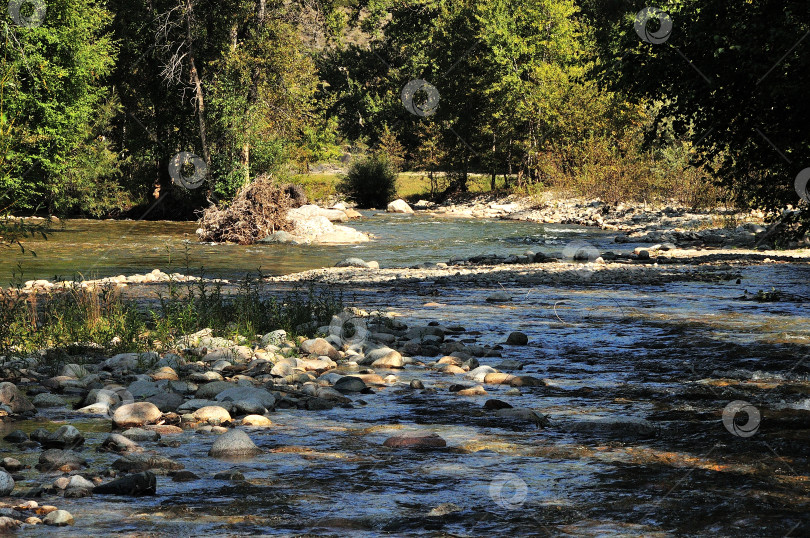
193,406,232,424
505,331,529,345
1,458,23,472
333,376,367,393
214,469,245,481
43,425,85,449
122,428,160,442
32,393,67,408
241,415,272,427
95,471,156,496
3,430,28,444
37,450,87,472
171,471,200,482
486,292,512,303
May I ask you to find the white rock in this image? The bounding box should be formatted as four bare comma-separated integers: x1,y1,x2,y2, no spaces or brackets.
387,199,414,214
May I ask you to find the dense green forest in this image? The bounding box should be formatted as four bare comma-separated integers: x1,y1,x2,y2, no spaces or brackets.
1,0,808,220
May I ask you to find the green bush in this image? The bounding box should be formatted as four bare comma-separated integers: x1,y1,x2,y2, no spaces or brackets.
338,153,397,209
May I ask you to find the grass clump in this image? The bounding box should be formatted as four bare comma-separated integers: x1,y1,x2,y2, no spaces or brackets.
150,272,343,348
0,268,344,361
0,281,145,357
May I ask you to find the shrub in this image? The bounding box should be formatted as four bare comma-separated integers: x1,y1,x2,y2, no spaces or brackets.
282,183,308,208
338,153,397,209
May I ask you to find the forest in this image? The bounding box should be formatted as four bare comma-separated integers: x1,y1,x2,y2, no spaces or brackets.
1,0,808,220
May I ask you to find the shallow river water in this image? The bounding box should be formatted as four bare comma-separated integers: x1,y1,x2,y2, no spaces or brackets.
2,213,622,282
1,215,809,536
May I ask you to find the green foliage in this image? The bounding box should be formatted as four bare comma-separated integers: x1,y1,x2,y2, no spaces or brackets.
604,0,810,214
339,153,398,208
1,0,119,214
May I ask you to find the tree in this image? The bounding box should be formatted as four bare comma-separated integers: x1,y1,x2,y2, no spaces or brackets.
1,0,120,215
606,0,810,213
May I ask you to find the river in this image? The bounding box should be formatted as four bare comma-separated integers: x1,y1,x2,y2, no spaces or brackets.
1,214,624,283
1,215,808,536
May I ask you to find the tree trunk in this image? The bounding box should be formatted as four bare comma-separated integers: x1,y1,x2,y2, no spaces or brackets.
237,0,268,187
490,133,497,191
184,0,210,166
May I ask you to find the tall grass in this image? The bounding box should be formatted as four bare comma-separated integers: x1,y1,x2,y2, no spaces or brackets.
150,271,343,348
0,281,145,358
0,268,343,360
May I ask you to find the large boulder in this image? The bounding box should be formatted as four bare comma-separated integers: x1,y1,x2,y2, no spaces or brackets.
112,402,162,428
0,382,35,414
42,426,84,449
383,432,446,449
288,205,349,223
286,211,370,245
0,470,14,496
387,199,414,214
300,338,340,360
208,429,262,458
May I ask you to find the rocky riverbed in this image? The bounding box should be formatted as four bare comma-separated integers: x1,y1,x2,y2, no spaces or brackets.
1,247,809,535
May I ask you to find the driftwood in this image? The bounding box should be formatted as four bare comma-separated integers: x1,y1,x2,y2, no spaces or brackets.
197,175,295,244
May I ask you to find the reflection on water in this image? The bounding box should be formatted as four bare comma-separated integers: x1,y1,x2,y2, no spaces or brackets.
1,213,621,283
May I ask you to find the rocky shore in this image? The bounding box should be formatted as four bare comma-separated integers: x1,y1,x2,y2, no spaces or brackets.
407,192,808,250
0,302,559,530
